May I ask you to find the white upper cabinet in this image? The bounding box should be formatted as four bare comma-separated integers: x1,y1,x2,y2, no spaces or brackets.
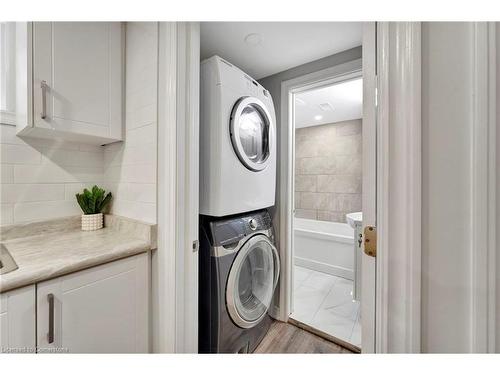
16,22,124,145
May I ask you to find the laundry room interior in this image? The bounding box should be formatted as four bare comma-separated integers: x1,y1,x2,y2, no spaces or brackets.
199,22,364,353
4,18,495,359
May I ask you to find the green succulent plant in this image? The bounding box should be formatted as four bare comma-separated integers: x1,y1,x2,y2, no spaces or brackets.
75,185,112,215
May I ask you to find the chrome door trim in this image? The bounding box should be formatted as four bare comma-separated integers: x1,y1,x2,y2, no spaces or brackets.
226,234,278,329
230,96,273,172
270,240,280,291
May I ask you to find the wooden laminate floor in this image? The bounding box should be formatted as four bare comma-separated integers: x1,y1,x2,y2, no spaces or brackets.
254,321,355,354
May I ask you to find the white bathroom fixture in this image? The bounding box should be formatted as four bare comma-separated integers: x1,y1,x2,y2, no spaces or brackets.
199,56,277,217
346,211,362,229
346,211,363,301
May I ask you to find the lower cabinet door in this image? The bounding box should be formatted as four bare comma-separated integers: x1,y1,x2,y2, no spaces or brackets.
0,285,36,353
36,253,150,353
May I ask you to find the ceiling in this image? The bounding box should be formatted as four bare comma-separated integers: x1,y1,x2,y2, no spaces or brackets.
294,78,363,128
200,22,362,80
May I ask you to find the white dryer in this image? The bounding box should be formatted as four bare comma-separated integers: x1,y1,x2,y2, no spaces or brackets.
200,56,277,217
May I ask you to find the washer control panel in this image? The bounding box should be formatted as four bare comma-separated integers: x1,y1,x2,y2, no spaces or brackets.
208,210,272,246
249,219,258,230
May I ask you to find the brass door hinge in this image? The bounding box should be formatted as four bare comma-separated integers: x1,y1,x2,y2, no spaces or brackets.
363,226,377,257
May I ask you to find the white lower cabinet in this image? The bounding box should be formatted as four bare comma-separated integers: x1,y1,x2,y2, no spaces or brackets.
0,285,36,353
36,253,150,353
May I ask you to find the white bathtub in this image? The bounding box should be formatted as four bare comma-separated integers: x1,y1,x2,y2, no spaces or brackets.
294,218,354,280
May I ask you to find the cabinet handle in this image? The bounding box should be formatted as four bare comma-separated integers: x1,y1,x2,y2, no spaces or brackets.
40,80,48,119
47,293,54,344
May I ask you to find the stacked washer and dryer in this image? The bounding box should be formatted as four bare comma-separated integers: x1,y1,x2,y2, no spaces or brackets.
198,56,280,353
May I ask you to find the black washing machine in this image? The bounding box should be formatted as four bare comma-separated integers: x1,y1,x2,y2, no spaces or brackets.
198,209,280,353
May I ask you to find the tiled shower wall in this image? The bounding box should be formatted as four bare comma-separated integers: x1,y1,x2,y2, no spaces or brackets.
294,119,362,223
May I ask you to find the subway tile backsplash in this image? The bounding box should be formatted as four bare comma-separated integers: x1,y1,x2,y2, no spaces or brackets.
294,119,362,223
0,22,159,226
0,125,105,225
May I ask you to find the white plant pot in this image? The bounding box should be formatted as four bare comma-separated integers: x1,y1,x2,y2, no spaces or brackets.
81,213,103,231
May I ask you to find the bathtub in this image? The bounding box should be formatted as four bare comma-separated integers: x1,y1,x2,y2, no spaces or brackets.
294,217,354,280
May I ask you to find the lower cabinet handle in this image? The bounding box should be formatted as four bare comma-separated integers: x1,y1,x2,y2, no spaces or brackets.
47,293,54,344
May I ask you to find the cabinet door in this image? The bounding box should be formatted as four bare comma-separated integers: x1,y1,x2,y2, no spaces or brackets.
0,285,36,353
32,22,123,143
37,253,149,353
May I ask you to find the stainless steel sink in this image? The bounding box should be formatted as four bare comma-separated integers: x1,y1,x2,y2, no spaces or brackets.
0,244,18,275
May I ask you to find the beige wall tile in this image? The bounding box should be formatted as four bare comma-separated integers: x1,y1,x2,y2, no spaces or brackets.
317,210,346,223
299,192,333,210
336,120,362,136
295,175,317,192
296,157,336,175
336,193,362,212
294,118,362,223
295,209,317,220
317,175,361,193
335,154,362,175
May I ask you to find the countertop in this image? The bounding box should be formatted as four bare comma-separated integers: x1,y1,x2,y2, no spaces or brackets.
0,215,157,293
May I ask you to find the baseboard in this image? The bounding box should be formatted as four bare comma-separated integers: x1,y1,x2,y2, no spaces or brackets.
294,256,354,280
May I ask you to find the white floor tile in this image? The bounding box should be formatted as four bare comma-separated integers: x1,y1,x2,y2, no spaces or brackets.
293,266,313,290
292,266,362,348
310,307,356,343
302,269,337,292
290,284,329,324
320,281,359,321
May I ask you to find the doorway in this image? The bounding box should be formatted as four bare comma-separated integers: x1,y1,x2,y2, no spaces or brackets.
284,72,364,350
289,75,363,350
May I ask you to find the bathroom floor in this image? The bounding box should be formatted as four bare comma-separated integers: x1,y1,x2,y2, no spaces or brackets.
291,266,361,348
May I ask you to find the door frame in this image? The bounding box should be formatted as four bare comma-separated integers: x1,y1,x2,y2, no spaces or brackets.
277,22,422,353
277,59,362,322
156,21,200,353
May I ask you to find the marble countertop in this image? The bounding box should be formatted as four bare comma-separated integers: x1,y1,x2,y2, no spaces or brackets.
0,215,157,293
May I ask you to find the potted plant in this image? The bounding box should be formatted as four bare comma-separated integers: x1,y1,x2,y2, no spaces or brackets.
75,185,112,231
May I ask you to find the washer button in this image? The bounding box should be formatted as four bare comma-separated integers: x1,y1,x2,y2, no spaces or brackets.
249,219,258,230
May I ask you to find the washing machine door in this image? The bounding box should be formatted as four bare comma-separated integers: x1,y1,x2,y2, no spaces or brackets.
230,97,273,172
226,234,280,329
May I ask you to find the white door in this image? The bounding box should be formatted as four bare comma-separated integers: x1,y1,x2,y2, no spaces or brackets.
36,253,149,353
0,285,36,353
32,22,123,142
360,22,377,352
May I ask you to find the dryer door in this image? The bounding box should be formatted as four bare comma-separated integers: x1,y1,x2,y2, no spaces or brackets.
230,97,273,172
226,234,280,329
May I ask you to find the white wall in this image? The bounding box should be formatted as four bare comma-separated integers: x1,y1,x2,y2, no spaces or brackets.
421,22,498,353
103,22,158,224
0,125,104,225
